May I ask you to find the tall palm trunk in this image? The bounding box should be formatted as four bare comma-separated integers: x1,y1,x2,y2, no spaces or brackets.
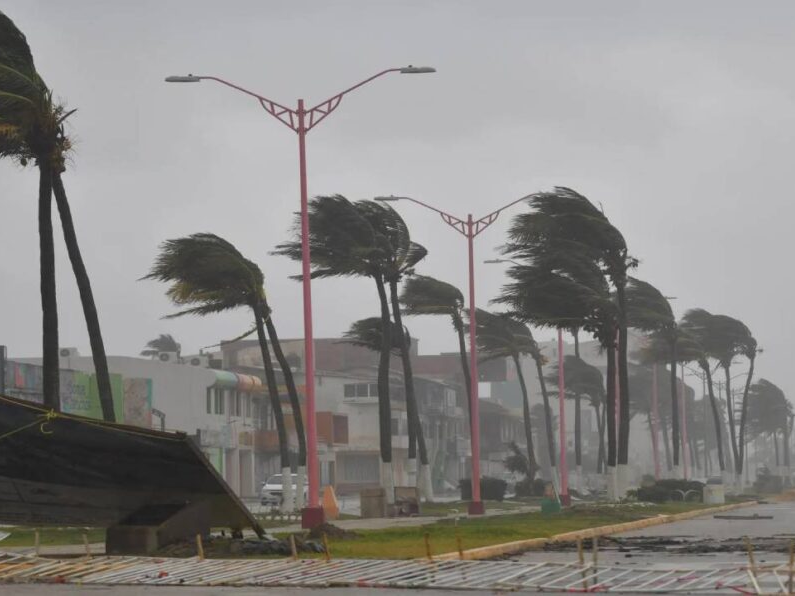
595,402,605,473
661,416,672,471
253,301,291,510
39,163,59,411
535,357,556,471
773,431,780,468
389,280,430,498
670,345,680,469
616,286,630,469
574,394,582,468
374,277,394,500
737,355,756,475
605,344,617,467
572,332,582,472
702,362,725,471
454,315,473,428
52,173,114,421
261,295,306,507
723,366,741,477
513,355,536,480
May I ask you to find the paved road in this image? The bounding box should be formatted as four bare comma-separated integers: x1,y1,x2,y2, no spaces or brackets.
514,501,792,567
0,586,490,595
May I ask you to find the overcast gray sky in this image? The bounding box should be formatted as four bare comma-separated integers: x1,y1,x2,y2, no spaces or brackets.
1,0,792,396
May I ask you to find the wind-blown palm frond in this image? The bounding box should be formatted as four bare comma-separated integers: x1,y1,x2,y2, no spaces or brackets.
625,277,674,333
140,333,181,356
341,317,405,354
472,308,539,363
545,355,605,406
400,275,465,329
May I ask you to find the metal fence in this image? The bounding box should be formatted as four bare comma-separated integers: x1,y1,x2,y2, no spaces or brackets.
2,550,795,593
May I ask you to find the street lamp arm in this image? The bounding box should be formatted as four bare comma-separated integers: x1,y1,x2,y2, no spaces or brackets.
305,68,401,131
381,195,468,234
471,193,532,237
197,76,299,131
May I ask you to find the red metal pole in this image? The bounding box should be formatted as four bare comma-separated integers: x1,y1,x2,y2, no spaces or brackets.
298,100,324,527
466,215,484,515
651,364,661,480
614,331,620,439
681,364,689,480
558,328,570,505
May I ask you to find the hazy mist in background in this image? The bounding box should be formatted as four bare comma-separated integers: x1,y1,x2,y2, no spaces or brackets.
1,0,792,395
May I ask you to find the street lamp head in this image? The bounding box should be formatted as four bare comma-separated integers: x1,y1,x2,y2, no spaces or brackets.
399,65,436,74
483,259,506,264
165,75,202,83
374,195,404,202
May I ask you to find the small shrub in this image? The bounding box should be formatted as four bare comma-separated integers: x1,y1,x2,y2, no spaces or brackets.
754,466,783,494
636,479,704,503
459,476,508,501
514,477,547,497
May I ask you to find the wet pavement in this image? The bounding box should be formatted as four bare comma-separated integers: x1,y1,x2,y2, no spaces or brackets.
513,502,795,567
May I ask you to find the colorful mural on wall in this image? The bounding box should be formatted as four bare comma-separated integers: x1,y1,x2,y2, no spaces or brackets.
4,361,151,426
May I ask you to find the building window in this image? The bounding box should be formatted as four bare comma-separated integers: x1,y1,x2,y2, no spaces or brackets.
341,454,379,482
343,383,378,399
234,393,242,417
244,395,251,418
206,389,212,414
214,390,225,415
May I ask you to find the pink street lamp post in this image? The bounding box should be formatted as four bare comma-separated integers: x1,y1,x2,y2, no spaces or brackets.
166,66,435,528
376,194,530,514
651,364,662,480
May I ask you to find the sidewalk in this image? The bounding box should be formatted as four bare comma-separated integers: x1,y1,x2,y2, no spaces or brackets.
260,503,540,534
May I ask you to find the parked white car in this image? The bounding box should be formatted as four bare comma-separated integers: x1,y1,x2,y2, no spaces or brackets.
260,473,307,506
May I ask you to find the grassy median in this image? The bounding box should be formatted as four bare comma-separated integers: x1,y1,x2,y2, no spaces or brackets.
309,502,712,559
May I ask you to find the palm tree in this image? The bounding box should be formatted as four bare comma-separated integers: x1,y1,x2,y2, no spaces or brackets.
681,309,757,481
1,11,115,420
141,334,181,357
1,12,61,410
355,201,431,499
145,233,298,511
274,195,404,501
474,309,540,480
507,188,636,489
625,278,685,473
546,355,605,476
400,275,472,423
746,379,791,480
677,310,727,474
497,230,619,491
341,317,432,500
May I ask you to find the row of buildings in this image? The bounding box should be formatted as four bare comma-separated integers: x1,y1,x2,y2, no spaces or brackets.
4,333,649,499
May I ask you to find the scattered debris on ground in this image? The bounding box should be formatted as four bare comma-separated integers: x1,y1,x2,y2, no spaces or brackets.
307,522,360,541
543,534,795,555
156,533,325,557
713,513,774,520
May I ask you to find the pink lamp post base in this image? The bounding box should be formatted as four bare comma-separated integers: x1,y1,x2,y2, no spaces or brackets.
559,493,571,507
301,506,325,529
468,501,485,515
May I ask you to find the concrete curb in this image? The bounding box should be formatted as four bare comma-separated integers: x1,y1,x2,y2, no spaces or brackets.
435,500,759,561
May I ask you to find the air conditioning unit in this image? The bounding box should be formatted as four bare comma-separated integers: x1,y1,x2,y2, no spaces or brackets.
186,355,209,368
157,351,179,364
59,347,80,358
